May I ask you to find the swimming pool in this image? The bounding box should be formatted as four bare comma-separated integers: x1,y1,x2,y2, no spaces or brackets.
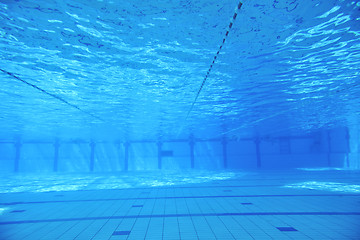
0,0,359,239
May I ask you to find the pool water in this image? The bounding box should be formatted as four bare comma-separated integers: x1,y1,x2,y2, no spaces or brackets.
0,0,360,239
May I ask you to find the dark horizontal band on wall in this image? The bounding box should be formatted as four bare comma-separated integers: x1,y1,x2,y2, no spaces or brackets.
1,193,359,206
1,211,359,225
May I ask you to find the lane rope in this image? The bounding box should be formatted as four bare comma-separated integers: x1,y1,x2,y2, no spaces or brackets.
0,68,104,122
178,1,243,136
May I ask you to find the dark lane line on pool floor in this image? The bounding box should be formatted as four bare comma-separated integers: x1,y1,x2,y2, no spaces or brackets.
1,193,359,205
1,212,360,225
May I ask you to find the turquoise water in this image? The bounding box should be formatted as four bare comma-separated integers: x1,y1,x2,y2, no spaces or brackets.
0,0,359,141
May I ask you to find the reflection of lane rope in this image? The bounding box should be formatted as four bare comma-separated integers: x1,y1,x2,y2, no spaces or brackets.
179,1,243,136
0,68,104,121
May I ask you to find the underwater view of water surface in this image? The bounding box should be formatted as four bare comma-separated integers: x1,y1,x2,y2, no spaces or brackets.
0,0,360,239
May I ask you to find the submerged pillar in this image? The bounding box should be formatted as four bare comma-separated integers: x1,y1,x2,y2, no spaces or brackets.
14,140,21,172
222,137,228,169
124,142,129,171
90,141,95,172
348,124,360,169
189,136,195,169
53,139,60,172
327,130,331,167
345,128,350,168
255,138,261,169
157,141,162,170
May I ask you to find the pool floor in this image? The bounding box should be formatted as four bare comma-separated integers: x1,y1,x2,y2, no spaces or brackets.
0,170,359,239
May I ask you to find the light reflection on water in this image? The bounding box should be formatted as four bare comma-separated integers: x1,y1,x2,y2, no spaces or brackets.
0,208,7,215
298,167,346,171
284,181,360,193
0,0,359,140
0,170,240,193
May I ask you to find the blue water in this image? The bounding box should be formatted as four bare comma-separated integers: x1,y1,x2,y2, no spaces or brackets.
2,1,360,238
0,0,359,142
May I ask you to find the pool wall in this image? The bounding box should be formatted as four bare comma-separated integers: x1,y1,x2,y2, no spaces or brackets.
0,127,356,173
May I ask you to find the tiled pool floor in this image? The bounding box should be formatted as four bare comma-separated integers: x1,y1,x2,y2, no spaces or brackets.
0,170,359,239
